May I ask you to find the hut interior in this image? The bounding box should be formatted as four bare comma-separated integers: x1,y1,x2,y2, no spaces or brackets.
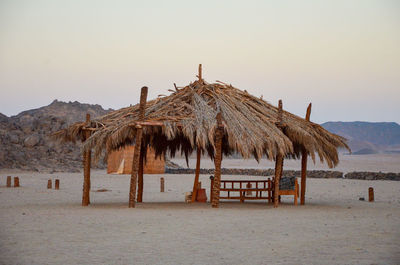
107,145,165,175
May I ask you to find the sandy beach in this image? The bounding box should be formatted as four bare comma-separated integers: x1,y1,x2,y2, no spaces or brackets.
1,167,399,265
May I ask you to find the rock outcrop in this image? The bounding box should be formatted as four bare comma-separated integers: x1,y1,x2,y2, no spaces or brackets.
0,100,112,172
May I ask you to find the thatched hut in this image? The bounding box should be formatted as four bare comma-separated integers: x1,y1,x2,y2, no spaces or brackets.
54,65,349,208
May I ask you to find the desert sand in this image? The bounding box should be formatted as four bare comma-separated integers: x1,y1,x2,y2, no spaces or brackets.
1,162,400,264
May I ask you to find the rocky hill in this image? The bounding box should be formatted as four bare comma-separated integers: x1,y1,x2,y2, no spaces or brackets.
0,100,112,172
322,121,400,154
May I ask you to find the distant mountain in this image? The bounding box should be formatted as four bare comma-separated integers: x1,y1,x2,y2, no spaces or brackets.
13,99,112,125
0,100,112,172
321,121,400,154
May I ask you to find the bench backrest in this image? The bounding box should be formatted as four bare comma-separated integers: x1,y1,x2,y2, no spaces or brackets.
279,176,296,190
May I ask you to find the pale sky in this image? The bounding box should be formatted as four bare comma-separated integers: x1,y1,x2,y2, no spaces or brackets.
0,0,399,123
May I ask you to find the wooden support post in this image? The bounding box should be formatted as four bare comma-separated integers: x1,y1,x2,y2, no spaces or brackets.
82,113,91,206
55,179,60,190
369,187,374,202
47,179,52,189
274,99,284,208
191,147,202,202
129,126,143,208
268,178,272,203
160,177,165,192
14,177,19,187
274,154,284,208
211,112,223,208
210,176,214,203
6,176,11,187
128,86,148,208
137,147,144,202
198,64,202,81
300,103,312,205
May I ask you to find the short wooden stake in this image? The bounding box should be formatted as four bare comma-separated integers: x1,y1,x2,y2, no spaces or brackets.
14,177,19,187
7,176,11,187
368,187,374,202
47,179,52,189
55,179,60,190
160,177,165,192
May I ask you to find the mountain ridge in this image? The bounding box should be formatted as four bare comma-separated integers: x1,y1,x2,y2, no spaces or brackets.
321,121,400,153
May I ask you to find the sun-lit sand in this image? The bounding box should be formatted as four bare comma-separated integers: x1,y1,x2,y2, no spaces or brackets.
1,159,400,264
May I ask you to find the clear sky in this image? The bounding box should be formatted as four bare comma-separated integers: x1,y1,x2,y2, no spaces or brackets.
0,0,399,123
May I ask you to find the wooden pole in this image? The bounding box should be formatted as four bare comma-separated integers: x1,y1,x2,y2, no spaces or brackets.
129,126,143,208
191,147,202,202
14,177,19,187
6,176,11,187
137,146,144,202
47,179,52,189
369,187,374,202
300,103,312,205
128,86,148,208
55,179,60,190
82,113,91,206
160,177,165,192
268,178,272,203
274,100,284,208
198,64,202,81
211,112,223,208
274,154,284,208
210,176,214,202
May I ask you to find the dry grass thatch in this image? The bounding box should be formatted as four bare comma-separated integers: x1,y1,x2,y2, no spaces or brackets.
53,72,349,168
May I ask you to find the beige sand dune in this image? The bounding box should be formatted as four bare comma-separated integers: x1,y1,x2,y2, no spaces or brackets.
0,169,399,265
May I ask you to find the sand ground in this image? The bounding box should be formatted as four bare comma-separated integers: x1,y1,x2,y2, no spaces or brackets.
1,169,400,265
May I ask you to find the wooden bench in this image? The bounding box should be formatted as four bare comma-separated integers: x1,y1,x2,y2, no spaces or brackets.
210,178,273,203
210,176,299,205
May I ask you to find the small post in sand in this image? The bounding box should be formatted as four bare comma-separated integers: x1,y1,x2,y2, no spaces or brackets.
369,187,374,202
160,177,165,192
47,179,52,189
7,176,11,187
14,177,19,187
55,179,60,190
